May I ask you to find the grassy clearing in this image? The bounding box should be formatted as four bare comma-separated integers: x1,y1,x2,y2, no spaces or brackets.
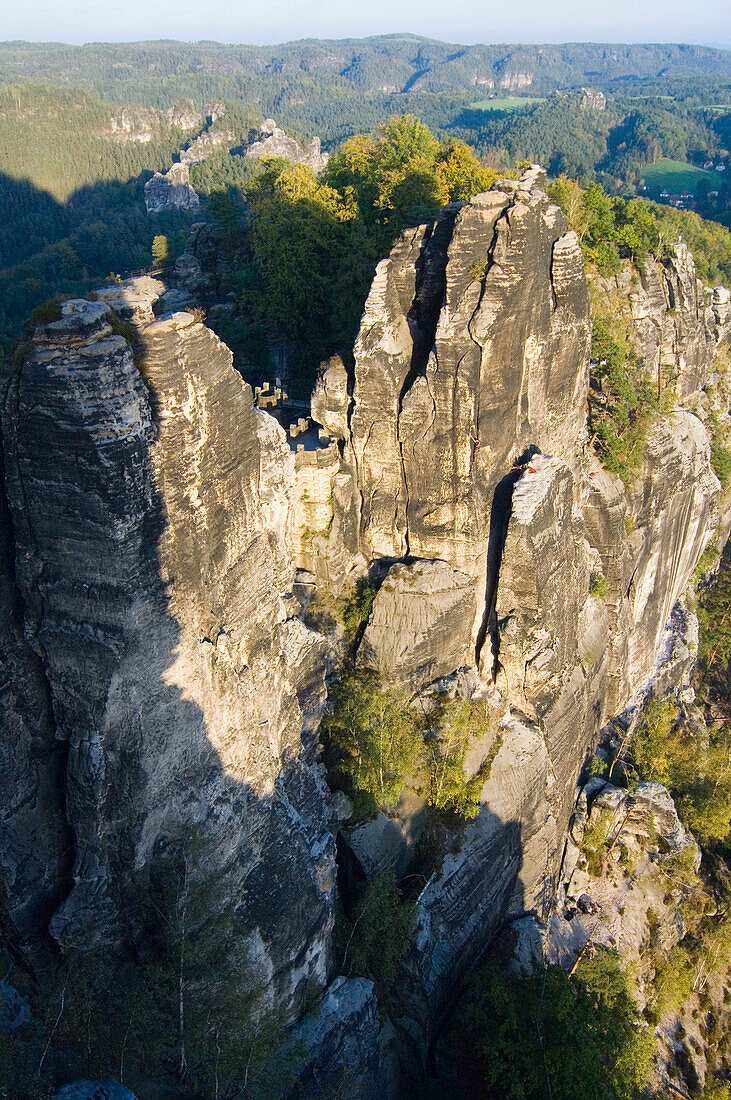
641,158,718,195
469,95,546,112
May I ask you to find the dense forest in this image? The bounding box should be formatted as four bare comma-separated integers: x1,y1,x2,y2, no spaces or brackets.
0,36,730,358
1,38,730,102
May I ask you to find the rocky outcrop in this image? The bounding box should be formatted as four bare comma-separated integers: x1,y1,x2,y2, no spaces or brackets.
180,129,235,165
144,162,199,214
245,119,329,172
357,560,475,689
93,275,164,327
583,411,721,712
580,88,606,109
300,168,729,1052
1,296,337,1016
2,164,730,1091
550,777,701,978
106,109,158,144
348,174,589,575
284,977,395,1098
165,101,201,131
592,245,729,400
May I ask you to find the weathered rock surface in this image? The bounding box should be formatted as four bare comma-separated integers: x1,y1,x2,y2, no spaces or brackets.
550,777,701,977
1,299,336,1015
2,165,731,1092
104,108,158,144
583,410,721,712
166,101,201,131
144,162,199,214
592,245,729,400
54,1082,137,1100
93,276,164,328
179,128,235,165
347,175,589,575
357,560,476,688
580,87,606,109
284,976,397,1098
303,168,728,1053
245,119,329,172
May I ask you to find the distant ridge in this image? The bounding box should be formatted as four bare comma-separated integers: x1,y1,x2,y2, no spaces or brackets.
0,37,729,101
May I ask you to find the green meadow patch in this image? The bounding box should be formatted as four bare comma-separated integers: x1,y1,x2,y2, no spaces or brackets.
469,96,547,112
641,158,719,195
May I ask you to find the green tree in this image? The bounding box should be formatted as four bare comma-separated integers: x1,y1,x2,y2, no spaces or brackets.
444,949,654,1100
340,871,415,991
151,233,170,268
322,668,422,818
425,699,499,818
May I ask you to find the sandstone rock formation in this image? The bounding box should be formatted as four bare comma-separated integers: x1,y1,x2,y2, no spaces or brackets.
144,162,199,214
106,108,158,143
245,119,329,172
1,295,336,1015
299,166,729,1049
357,560,475,689
179,128,235,165
165,100,201,131
592,244,729,400
2,164,730,1093
552,772,700,958
580,87,607,109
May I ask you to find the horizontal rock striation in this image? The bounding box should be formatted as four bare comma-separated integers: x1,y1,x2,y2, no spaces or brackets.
0,298,337,1015
305,168,730,1049
2,164,730,1091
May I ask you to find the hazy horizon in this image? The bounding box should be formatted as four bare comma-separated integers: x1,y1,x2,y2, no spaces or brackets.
4,0,730,51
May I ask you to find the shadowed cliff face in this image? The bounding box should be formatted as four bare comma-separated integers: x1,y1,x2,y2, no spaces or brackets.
0,299,337,1019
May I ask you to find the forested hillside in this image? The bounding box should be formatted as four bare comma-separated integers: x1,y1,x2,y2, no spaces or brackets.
1,36,730,356
1,38,730,102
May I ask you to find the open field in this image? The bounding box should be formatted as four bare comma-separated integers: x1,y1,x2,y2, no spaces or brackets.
641,158,719,194
469,96,546,111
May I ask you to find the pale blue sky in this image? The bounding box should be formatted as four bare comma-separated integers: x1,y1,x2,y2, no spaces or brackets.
4,0,730,48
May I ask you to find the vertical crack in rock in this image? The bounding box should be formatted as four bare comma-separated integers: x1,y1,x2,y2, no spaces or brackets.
466,210,505,452
475,447,540,678
395,205,460,555
401,205,460,404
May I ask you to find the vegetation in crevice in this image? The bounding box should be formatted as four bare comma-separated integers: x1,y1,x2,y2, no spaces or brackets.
439,946,655,1100
590,573,609,601
708,407,731,489
0,831,290,1100
321,668,500,824
335,870,415,994
587,293,663,486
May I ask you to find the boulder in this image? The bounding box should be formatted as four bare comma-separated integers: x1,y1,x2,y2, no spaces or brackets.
357,560,476,688
54,1083,136,1100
